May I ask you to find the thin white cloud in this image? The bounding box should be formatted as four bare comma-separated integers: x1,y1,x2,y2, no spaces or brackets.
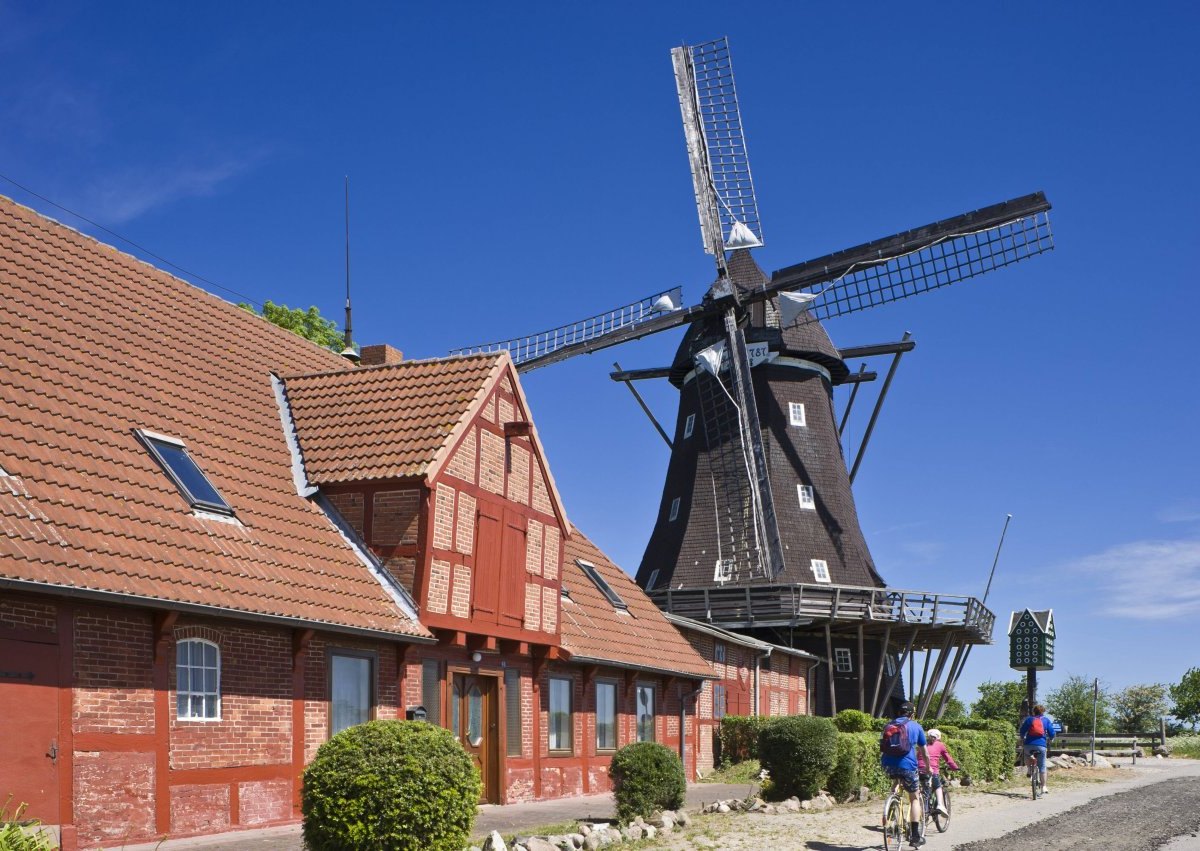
1060,540,1200,620
1159,501,1200,524
80,156,262,224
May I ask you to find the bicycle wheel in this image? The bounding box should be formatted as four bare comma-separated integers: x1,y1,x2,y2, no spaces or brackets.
1030,762,1040,800
883,796,906,851
933,786,951,833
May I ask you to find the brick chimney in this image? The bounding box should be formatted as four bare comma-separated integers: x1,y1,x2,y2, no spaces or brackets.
359,344,404,366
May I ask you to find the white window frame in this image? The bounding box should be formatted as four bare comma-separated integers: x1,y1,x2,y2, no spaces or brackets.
713,641,726,664
176,638,221,721
683,413,696,439
834,647,853,673
548,676,573,753
645,569,660,591
714,558,734,583
810,558,831,583
798,484,815,510
789,402,807,427
636,683,656,742
595,680,618,752
669,497,680,522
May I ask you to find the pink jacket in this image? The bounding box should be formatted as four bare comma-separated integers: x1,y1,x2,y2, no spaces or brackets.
917,740,960,775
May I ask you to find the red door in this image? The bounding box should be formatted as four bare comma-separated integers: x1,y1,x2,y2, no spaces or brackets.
0,637,60,822
473,502,502,623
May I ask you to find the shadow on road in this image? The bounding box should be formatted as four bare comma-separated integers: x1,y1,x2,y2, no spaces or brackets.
807,841,877,851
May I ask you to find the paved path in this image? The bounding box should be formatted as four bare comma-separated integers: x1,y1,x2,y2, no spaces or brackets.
117,782,757,851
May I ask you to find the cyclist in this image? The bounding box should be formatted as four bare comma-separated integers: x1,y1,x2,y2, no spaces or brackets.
881,700,930,847
1019,703,1056,795
917,728,960,816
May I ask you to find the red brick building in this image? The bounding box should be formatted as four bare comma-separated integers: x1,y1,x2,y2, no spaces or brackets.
0,196,712,849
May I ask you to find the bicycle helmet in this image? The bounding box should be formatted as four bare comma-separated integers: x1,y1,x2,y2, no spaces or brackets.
927,728,942,740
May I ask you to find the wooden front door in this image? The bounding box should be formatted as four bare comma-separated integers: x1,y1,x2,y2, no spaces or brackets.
451,674,500,803
0,637,60,823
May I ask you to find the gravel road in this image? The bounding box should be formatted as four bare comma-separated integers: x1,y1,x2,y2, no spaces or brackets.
953,775,1200,851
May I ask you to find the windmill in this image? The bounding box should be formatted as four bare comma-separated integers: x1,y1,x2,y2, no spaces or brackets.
453,38,1052,714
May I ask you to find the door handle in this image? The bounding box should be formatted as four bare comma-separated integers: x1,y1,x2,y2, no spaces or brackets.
47,741,58,764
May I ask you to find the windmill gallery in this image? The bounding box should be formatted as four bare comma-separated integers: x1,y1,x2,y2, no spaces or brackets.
0,38,1052,848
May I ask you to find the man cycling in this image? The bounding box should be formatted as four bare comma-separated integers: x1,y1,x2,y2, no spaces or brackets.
881,701,930,847
1019,703,1056,795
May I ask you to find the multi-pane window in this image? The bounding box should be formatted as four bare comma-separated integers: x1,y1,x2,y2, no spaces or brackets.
798,484,815,510
422,659,441,726
595,681,617,751
834,648,853,673
810,559,831,583
636,684,655,742
713,642,726,664
549,677,573,752
505,668,522,756
669,497,680,522
176,639,220,720
577,559,628,611
713,683,727,719
684,414,695,439
789,402,807,427
714,558,734,582
330,651,374,735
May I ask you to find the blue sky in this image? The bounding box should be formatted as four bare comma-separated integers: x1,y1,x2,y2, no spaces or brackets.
3,2,1198,707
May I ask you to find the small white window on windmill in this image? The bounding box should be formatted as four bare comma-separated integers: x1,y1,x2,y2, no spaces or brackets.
810,559,830,583
789,402,806,427
669,497,681,522
684,413,696,439
714,558,734,583
798,484,815,510
834,648,853,673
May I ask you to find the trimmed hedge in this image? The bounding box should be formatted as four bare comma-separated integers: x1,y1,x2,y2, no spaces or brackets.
610,742,686,824
833,709,874,733
758,716,839,800
717,715,771,765
301,720,480,851
826,732,890,799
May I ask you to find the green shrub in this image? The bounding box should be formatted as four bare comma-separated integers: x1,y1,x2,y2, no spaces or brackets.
1,796,60,851
833,709,874,733
826,732,890,800
610,742,686,824
717,715,772,764
758,716,839,800
302,720,480,851
1167,734,1200,758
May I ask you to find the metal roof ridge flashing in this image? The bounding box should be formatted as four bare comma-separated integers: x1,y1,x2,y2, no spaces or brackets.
313,492,425,627
272,373,318,498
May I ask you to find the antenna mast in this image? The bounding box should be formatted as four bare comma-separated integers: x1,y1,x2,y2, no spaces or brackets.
341,176,359,362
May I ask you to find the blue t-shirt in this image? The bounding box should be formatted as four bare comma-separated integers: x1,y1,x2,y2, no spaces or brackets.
1019,714,1055,748
881,718,927,772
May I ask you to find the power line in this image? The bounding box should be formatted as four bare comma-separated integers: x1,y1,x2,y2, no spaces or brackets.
0,171,264,309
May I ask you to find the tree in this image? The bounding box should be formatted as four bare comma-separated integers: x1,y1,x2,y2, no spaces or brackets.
1111,683,1168,734
923,689,967,721
1046,675,1111,734
239,301,347,352
970,679,1027,723
1170,668,1200,730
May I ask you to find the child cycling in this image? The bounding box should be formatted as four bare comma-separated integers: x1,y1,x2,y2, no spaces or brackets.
917,728,959,816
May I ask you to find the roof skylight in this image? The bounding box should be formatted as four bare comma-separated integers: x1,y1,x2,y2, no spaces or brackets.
136,429,233,515
577,559,628,611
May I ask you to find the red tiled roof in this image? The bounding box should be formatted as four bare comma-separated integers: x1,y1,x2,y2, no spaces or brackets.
560,532,711,679
283,354,504,484
0,195,431,639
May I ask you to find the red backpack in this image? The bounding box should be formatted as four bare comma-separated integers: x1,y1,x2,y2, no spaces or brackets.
1028,716,1045,738
880,720,912,757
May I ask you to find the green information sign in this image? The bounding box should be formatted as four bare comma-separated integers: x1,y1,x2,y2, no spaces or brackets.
1008,609,1055,671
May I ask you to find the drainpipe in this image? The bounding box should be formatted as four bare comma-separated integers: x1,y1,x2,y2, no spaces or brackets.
805,658,822,715
680,681,703,779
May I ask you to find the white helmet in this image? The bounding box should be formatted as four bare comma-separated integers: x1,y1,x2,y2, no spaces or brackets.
927,728,942,740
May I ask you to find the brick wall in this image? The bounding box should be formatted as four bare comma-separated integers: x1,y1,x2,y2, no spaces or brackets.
169,620,292,769
432,484,455,550
0,595,56,632
373,489,420,546
526,518,543,574
325,491,364,538
383,555,417,594
74,607,155,734
428,560,451,614
455,492,476,554
451,565,472,618
479,430,505,494
170,783,230,835
507,443,529,505
73,751,155,847
446,427,477,483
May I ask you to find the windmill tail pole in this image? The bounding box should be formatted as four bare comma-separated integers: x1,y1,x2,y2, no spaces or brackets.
849,331,911,484
613,361,672,448
981,513,1013,607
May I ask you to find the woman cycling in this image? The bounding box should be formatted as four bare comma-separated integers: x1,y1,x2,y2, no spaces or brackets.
917,728,959,816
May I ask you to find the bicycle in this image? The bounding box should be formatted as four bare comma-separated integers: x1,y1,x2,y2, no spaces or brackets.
1026,748,1041,800
882,779,924,850
920,772,952,833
